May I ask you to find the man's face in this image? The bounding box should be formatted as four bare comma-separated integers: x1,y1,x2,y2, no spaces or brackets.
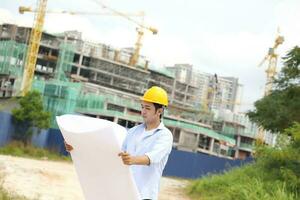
141,101,161,123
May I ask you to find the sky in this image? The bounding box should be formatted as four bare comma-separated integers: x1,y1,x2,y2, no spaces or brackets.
1,0,300,112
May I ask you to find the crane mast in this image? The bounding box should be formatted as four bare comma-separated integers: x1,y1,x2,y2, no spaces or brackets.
257,34,284,141
20,0,48,96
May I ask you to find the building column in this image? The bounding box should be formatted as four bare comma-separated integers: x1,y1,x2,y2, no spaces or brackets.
0,25,3,38
235,135,241,159
184,84,188,104
209,138,215,153
177,130,184,146
171,80,176,104
113,117,118,123
76,67,81,76
11,25,17,40
0,78,5,97
124,107,128,115
77,53,84,75
194,134,200,152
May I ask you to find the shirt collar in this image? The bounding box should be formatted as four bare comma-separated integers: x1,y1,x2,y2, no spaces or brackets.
142,121,165,135
156,121,165,130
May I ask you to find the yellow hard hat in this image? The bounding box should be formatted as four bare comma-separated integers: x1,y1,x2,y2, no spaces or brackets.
140,86,168,106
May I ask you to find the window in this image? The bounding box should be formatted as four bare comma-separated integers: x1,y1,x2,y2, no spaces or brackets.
127,108,140,116
173,128,180,143
107,103,125,113
198,134,211,150
99,116,114,122
118,119,135,129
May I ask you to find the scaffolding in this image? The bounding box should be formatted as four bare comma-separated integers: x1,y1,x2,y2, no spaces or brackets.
87,57,150,95
32,79,81,127
76,93,105,113
31,43,81,127
0,40,27,96
76,92,140,115
54,43,75,81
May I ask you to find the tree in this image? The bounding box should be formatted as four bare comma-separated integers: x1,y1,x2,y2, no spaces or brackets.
276,46,300,89
247,46,300,133
12,90,51,145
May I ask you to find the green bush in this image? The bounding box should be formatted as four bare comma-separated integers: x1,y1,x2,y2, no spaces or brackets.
187,123,300,200
12,91,51,145
188,166,297,200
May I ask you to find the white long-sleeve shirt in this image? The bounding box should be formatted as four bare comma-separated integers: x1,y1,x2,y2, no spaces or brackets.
122,122,173,200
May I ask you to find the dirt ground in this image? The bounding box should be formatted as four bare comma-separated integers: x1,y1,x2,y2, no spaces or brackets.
0,155,191,200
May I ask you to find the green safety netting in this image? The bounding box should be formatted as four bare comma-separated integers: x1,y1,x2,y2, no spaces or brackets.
0,40,26,76
30,41,80,127
0,40,27,95
32,79,81,128
76,93,105,113
55,43,74,81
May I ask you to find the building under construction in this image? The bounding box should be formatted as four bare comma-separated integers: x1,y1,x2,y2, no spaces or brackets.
0,23,257,159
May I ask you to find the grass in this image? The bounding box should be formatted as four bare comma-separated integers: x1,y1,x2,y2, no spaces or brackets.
187,163,297,200
0,187,28,200
0,141,71,162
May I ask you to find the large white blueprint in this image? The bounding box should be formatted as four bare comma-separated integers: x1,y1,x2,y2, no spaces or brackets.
56,114,140,200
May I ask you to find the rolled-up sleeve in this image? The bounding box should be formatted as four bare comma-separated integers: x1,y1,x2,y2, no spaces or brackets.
145,131,173,165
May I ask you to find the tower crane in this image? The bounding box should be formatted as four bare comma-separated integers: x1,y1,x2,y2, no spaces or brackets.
20,0,48,96
258,34,284,96
19,6,145,17
257,32,284,141
19,1,157,95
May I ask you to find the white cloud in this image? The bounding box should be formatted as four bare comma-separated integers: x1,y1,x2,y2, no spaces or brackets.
15,12,123,45
44,14,100,40
143,33,193,66
0,8,16,24
100,27,135,48
202,32,268,64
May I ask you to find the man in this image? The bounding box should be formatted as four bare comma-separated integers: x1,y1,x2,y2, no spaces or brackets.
65,86,173,200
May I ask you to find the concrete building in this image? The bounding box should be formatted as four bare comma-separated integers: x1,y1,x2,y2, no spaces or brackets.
0,23,244,159
208,76,242,113
212,109,257,159
165,64,242,113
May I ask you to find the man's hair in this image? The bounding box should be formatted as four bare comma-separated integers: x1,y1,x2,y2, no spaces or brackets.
153,103,164,119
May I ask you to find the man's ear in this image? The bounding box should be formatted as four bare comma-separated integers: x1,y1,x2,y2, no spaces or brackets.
157,108,163,114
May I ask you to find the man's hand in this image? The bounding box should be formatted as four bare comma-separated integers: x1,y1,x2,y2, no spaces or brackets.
118,152,150,166
64,141,73,152
118,152,134,165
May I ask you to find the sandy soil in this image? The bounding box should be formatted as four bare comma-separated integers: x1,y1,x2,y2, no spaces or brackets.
0,155,191,200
